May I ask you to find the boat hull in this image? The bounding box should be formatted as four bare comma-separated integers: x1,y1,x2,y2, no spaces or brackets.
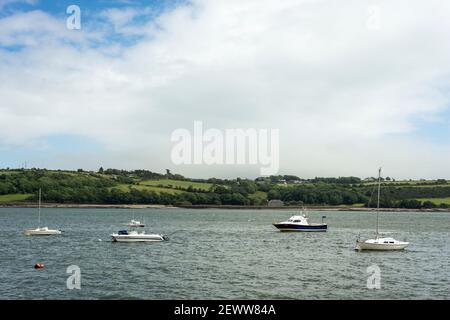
24,229,62,236
273,223,327,232
111,234,167,242
355,241,409,251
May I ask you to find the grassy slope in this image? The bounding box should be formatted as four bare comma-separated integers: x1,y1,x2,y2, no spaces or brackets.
333,203,365,208
115,179,267,198
132,185,186,194
110,184,186,195
139,179,213,191
362,181,450,188
416,197,450,205
0,194,33,202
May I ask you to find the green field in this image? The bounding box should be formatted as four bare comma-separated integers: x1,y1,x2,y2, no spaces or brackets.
108,184,130,192
139,179,213,191
334,203,365,208
110,184,186,195
363,180,450,188
0,171,21,175
132,185,186,194
416,197,450,205
0,194,32,202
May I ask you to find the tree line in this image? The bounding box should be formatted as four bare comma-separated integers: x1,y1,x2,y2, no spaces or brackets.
0,169,449,208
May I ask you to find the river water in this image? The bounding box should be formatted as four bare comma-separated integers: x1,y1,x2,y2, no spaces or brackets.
0,208,448,299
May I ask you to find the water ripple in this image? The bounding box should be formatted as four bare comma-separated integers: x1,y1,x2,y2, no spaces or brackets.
0,208,448,299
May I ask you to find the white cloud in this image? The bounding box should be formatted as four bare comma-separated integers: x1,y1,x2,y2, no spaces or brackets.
100,6,155,36
1,0,450,178
0,10,104,47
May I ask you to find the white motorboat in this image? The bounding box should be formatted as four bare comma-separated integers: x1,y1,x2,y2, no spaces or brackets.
24,189,61,236
273,213,327,232
355,168,409,251
111,230,168,242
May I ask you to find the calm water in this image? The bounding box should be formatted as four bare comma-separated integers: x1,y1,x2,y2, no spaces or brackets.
0,208,448,299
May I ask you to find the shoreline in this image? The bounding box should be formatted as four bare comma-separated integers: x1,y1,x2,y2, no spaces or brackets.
0,203,174,209
0,203,449,212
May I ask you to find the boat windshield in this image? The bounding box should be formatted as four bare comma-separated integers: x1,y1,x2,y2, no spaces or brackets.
287,216,306,223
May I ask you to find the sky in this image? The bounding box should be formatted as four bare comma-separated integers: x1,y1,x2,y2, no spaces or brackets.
1,0,450,179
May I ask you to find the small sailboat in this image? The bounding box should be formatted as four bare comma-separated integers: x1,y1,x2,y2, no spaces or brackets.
24,189,61,236
125,209,145,227
355,168,409,251
126,219,145,227
273,210,327,232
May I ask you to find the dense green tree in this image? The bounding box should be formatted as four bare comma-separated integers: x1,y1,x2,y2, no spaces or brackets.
1,169,449,208
422,201,437,209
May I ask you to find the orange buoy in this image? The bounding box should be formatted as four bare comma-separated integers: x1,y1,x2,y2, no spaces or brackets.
34,263,45,269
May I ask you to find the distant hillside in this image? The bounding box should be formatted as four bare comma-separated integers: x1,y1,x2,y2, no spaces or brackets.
1,168,450,209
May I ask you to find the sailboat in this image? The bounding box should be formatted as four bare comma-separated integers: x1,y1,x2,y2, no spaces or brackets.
355,168,409,251
125,209,145,227
24,189,62,236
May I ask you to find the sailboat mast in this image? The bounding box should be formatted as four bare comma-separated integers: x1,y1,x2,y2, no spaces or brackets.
376,167,381,237
38,188,41,228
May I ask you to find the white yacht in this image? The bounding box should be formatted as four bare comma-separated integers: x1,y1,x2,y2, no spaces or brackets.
111,230,168,242
355,236,409,251
24,189,61,236
355,168,409,251
24,226,62,236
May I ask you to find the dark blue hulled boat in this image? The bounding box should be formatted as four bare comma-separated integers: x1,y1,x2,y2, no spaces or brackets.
273,214,327,232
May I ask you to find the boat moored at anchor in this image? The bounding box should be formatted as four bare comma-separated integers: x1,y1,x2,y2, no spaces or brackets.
355,167,410,251
25,226,62,236
126,219,145,227
111,229,169,242
355,235,408,251
273,214,327,232
24,189,62,236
